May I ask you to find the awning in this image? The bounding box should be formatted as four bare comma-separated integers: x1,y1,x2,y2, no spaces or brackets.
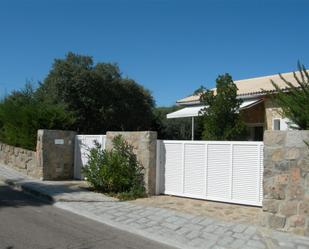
239,98,263,110
167,98,263,119
167,105,206,119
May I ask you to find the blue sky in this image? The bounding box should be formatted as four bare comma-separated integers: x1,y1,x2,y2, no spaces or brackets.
0,0,308,106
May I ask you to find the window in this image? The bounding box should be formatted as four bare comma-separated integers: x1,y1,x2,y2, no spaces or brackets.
273,119,281,130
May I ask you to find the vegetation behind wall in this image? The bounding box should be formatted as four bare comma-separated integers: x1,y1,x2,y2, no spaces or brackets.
270,63,309,130
0,84,74,150
0,52,157,150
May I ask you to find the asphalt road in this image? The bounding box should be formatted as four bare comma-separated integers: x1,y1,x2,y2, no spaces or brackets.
0,182,175,249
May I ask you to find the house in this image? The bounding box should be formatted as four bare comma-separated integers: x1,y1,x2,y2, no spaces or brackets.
167,71,303,141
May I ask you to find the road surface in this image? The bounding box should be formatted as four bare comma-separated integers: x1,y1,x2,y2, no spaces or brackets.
0,182,175,249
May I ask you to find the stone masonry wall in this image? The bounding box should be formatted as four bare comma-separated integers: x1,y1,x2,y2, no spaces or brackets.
0,142,42,178
106,131,157,195
262,130,309,235
36,129,76,180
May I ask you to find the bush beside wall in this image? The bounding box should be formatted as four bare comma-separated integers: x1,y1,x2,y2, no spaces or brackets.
105,131,157,195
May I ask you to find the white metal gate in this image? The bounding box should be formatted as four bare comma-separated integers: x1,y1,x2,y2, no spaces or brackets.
74,135,106,179
156,140,263,206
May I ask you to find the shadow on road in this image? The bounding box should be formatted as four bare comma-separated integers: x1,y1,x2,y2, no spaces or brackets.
0,183,51,209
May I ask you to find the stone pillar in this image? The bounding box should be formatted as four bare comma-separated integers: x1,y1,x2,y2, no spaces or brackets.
106,131,157,195
262,130,309,235
36,129,76,180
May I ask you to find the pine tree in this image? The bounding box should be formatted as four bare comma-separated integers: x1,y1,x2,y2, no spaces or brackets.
271,63,309,129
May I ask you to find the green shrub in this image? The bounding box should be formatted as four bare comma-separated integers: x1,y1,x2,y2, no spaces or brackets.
0,84,75,150
83,135,146,200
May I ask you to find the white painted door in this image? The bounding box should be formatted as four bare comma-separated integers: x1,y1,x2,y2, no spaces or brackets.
157,140,263,206
74,135,106,179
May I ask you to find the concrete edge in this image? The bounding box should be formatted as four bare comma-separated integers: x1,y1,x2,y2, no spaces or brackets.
0,175,54,203
0,173,186,249
55,202,192,249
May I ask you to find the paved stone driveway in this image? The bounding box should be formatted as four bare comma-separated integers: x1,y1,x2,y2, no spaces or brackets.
131,195,262,225
56,200,309,249
1,164,309,249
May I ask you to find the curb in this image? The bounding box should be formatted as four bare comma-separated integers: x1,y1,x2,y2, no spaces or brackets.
0,175,184,249
0,176,54,203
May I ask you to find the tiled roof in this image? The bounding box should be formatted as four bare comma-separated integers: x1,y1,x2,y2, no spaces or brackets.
177,71,308,105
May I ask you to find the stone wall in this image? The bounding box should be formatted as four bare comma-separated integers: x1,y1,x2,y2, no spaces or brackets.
106,131,157,195
0,142,42,178
262,130,309,235
36,129,76,180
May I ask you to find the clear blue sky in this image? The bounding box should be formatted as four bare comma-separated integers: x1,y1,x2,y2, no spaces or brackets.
0,0,308,106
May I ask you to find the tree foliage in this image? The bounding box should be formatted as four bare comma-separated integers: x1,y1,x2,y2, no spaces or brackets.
0,52,156,150
36,52,156,133
270,63,309,129
0,84,74,150
199,74,246,140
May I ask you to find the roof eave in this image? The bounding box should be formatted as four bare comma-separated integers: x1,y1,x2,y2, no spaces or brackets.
176,100,201,106
177,88,292,105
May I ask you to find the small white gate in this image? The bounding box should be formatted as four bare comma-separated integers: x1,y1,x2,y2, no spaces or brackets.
156,140,263,206
74,135,106,179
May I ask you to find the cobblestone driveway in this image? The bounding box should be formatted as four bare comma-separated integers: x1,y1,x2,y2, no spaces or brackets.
131,195,262,225
1,164,309,249
56,200,309,249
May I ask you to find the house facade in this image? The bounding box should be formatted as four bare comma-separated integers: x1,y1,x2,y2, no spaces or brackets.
168,71,302,141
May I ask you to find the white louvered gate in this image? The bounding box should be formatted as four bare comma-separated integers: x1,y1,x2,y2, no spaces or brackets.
156,140,264,206
74,135,106,179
